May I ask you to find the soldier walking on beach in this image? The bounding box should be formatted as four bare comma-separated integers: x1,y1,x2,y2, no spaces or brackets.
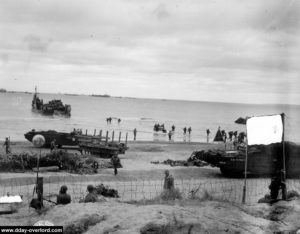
233,131,238,140
163,170,174,191
206,129,210,143
238,132,245,143
221,130,227,143
111,154,120,175
183,127,187,134
106,117,112,124
168,130,172,141
188,127,192,135
2,137,11,154
228,131,233,141
133,128,137,141
172,125,175,131
233,138,238,150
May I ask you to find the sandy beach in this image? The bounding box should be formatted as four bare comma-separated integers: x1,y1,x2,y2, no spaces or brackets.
0,141,225,182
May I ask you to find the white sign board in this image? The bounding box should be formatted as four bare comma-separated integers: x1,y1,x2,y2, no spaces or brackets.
247,114,283,145
0,195,23,204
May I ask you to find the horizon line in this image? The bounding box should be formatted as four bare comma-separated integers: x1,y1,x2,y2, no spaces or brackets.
1,89,300,107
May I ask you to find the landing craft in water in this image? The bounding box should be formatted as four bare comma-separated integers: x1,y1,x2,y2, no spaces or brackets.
32,87,71,116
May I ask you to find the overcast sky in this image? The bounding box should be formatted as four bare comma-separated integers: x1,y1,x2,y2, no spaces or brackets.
0,0,299,104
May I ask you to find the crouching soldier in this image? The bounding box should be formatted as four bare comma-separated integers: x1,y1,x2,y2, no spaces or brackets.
57,185,71,205
84,185,99,203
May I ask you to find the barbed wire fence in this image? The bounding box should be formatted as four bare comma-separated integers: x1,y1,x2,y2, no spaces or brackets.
1,176,300,206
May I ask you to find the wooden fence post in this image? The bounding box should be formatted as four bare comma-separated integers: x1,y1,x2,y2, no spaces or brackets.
37,177,43,208
99,130,102,142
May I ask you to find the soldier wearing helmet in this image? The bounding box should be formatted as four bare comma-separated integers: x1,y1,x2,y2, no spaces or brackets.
3,137,11,154
57,185,71,205
163,170,174,191
84,185,99,203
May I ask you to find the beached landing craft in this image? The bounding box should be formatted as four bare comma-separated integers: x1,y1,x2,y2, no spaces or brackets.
32,87,71,116
24,129,128,157
24,130,78,148
191,142,300,178
76,131,128,157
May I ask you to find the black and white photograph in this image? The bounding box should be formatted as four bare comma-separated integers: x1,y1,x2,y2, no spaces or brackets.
0,0,300,233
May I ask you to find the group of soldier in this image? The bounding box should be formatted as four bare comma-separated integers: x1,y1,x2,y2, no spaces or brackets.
152,124,194,141
53,169,175,206
182,127,192,135
30,183,102,209
153,123,166,132
31,166,288,209
106,117,121,124
215,127,246,145
1,127,245,154
134,125,245,143
54,184,104,205
2,134,287,205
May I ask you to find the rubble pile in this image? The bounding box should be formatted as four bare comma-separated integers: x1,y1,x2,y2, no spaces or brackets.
189,149,226,167
151,151,211,167
161,159,191,167
94,184,119,198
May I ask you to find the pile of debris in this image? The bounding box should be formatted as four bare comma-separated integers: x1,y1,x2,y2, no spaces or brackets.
151,153,209,167
161,159,190,167
94,184,119,198
189,149,226,167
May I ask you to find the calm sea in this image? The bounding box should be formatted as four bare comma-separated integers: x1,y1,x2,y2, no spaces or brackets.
0,92,300,143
